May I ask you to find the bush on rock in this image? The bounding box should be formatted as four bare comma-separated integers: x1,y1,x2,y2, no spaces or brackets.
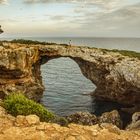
3,93,55,122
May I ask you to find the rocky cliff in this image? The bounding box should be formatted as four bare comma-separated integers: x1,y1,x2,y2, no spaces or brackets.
0,106,140,140
0,41,140,109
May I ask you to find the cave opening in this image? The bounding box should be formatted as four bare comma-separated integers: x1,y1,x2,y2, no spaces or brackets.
40,57,96,116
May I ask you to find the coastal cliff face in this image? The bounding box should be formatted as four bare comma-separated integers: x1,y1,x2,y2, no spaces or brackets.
0,41,140,107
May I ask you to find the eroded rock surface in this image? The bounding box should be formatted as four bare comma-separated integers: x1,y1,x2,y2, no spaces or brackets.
99,110,122,128
0,41,140,107
126,112,140,130
0,106,140,140
66,112,98,126
66,110,122,129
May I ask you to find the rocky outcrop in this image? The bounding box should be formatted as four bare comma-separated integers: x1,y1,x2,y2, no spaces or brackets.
98,110,122,128
0,106,140,140
126,112,140,130
0,26,3,34
66,112,98,126
66,110,122,128
0,41,140,107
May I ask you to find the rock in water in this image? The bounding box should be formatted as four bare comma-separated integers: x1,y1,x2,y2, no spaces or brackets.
99,110,123,129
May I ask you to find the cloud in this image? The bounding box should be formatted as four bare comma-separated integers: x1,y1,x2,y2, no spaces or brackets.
23,0,121,7
23,0,130,14
49,15,66,21
1,0,140,37
0,0,8,4
71,2,140,37
23,0,140,37
24,0,76,4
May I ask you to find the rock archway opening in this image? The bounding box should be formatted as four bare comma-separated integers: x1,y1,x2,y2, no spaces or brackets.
40,57,96,116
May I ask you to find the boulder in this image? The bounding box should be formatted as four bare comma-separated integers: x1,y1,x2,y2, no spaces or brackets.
25,115,40,126
66,112,97,125
99,110,122,128
15,115,40,126
126,112,140,130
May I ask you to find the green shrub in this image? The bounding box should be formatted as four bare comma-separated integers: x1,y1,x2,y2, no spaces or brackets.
3,93,55,122
54,117,69,126
102,48,140,59
11,39,57,45
9,39,70,46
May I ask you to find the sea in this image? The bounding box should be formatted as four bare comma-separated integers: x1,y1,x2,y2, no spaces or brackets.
1,37,140,116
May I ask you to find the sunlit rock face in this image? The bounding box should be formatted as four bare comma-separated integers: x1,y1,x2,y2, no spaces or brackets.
0,106,140,140
0,41,140,107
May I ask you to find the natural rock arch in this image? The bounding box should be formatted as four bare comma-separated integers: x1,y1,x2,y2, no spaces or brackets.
0,42,140,108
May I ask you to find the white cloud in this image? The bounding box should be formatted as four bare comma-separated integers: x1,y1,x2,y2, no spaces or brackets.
23,0,121,8
72,2,140,37
1,0,140,37
0,0,7,4
23,0,134,14
18,1,140,37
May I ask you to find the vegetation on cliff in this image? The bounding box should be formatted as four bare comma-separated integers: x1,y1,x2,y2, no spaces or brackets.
8,39,140,59
11,39,58,45
1,39,69,46
3,93,55,122
2,93,68,126
102,48,140,59
1,39,139,59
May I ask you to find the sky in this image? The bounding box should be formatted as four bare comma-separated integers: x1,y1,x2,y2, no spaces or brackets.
0,0,140,37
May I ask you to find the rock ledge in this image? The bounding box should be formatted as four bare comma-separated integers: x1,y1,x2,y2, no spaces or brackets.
0,106,140,140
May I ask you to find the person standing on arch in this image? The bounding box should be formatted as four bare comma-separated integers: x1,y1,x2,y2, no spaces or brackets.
0,25,4,34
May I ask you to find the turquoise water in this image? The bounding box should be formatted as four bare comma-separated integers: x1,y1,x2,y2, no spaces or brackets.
1,37,140,116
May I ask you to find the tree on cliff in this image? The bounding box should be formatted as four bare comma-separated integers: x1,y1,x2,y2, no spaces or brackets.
0,25,4,34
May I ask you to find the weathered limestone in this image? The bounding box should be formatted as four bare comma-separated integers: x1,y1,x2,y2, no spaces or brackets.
98,110,122,128
0,41,140,107
0,106,140,140
66,111,98,126
126,112,140,130
66,110,122,128
15,115,40,127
